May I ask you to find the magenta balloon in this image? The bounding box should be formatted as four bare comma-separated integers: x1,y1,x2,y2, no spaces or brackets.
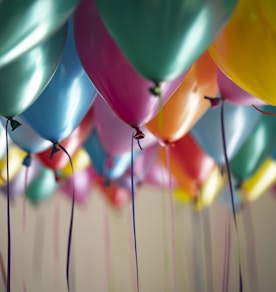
93,95,157,156
73,0,185,127
218,69,265,105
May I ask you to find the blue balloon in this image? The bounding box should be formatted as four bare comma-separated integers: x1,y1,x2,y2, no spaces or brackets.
84,129,137,180
191,102,261,164
21,19,96,142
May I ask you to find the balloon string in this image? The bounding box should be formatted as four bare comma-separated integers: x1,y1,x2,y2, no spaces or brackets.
57,143,75,292
5,119,11,292
220,101,243,292
0,248,7,290
165,146,177,292
23,166,29,233
252,104,276,116
131,133,140,292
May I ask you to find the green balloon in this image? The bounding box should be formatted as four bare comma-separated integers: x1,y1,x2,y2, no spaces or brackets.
230,106,276,181
0,24,67,118
27,168,57,203
95,0,237,83
0,0,79,67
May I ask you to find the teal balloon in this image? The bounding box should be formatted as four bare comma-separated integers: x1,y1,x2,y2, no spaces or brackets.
26,168,57,203
0,0,79,67
22,20,96,142
230,106,276,181
191,102,261,164
95,0,237,82
0,24,67,118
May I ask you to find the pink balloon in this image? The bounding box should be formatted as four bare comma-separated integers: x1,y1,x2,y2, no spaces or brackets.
218,69,265,105
93,95,157,156
73,0,185,129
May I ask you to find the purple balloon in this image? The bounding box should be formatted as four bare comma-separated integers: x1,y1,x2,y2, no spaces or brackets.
74,0,186,128
93,95,157,156
218,69,265,105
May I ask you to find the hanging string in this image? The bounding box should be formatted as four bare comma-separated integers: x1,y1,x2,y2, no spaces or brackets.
165,146,177,292
130,132,140,292
252,104,276,116
220,100,243,292
5,119,11,292
56,143,75,292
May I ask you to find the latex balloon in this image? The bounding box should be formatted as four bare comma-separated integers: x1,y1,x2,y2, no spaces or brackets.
0,24,67,118
22,20,96,142
61,148,91,178
230,106,276,181
95,0,237,83
60,167,92,205
36,106,94,171
260,0,276,32
146,52,217,143
217,69,264,105
93,95,157,156
242,158,276,202
1,116,52,154
195,165,226,210
191,102,261,164
26,167,57,203
209,0,276,105
0,146,26,187
84,129,135,180
0,0,79,67
74,0,185,128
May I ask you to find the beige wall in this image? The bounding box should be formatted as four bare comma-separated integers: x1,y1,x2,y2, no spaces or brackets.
0,185,275,291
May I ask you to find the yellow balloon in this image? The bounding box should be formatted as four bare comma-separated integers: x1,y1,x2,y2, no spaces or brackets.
195,165,226,210
61,148,91,178
209,0,276,105
260,0,276,33
0,146,25,186
242,158,276,202
173,188,193,204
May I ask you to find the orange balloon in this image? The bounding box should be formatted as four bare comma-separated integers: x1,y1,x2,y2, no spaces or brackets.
146,52,218,143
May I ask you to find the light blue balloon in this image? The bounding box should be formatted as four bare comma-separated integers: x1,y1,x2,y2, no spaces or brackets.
84,129,137,180
1,116,52,154
191,102,261,164
22,19,96,142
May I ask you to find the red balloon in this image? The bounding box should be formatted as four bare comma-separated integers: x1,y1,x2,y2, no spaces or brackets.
36,107,94,170
73,0,185,129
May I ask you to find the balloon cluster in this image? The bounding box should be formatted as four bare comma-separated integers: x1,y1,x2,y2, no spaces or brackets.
1,0,276,211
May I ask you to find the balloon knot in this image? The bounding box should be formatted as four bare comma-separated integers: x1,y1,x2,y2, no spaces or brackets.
149,82,161,97
103,178,111,187
133,127,145,140
204,96,221,108
235,180,243,189
22,153,32,167
49,143,60,160
9,118,21,131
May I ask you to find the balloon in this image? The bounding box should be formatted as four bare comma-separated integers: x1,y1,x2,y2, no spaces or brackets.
146,52,218,143
84,129,136,180
36,106,94,171
60,166,92,205
0,0,79,67
74,0,185,128
209,0,276,105
26,167,57,203
217,69,264,105
260,0,276,32
61,148,91,178
22,20,96,142
95,0,237,83
191,102,261,164
242,158,276,202
1,116,52,154
1,158,42,198
0,146,26,187
93,95,157,156
195,165,226,210
0,24,67,118
230,106,276,181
